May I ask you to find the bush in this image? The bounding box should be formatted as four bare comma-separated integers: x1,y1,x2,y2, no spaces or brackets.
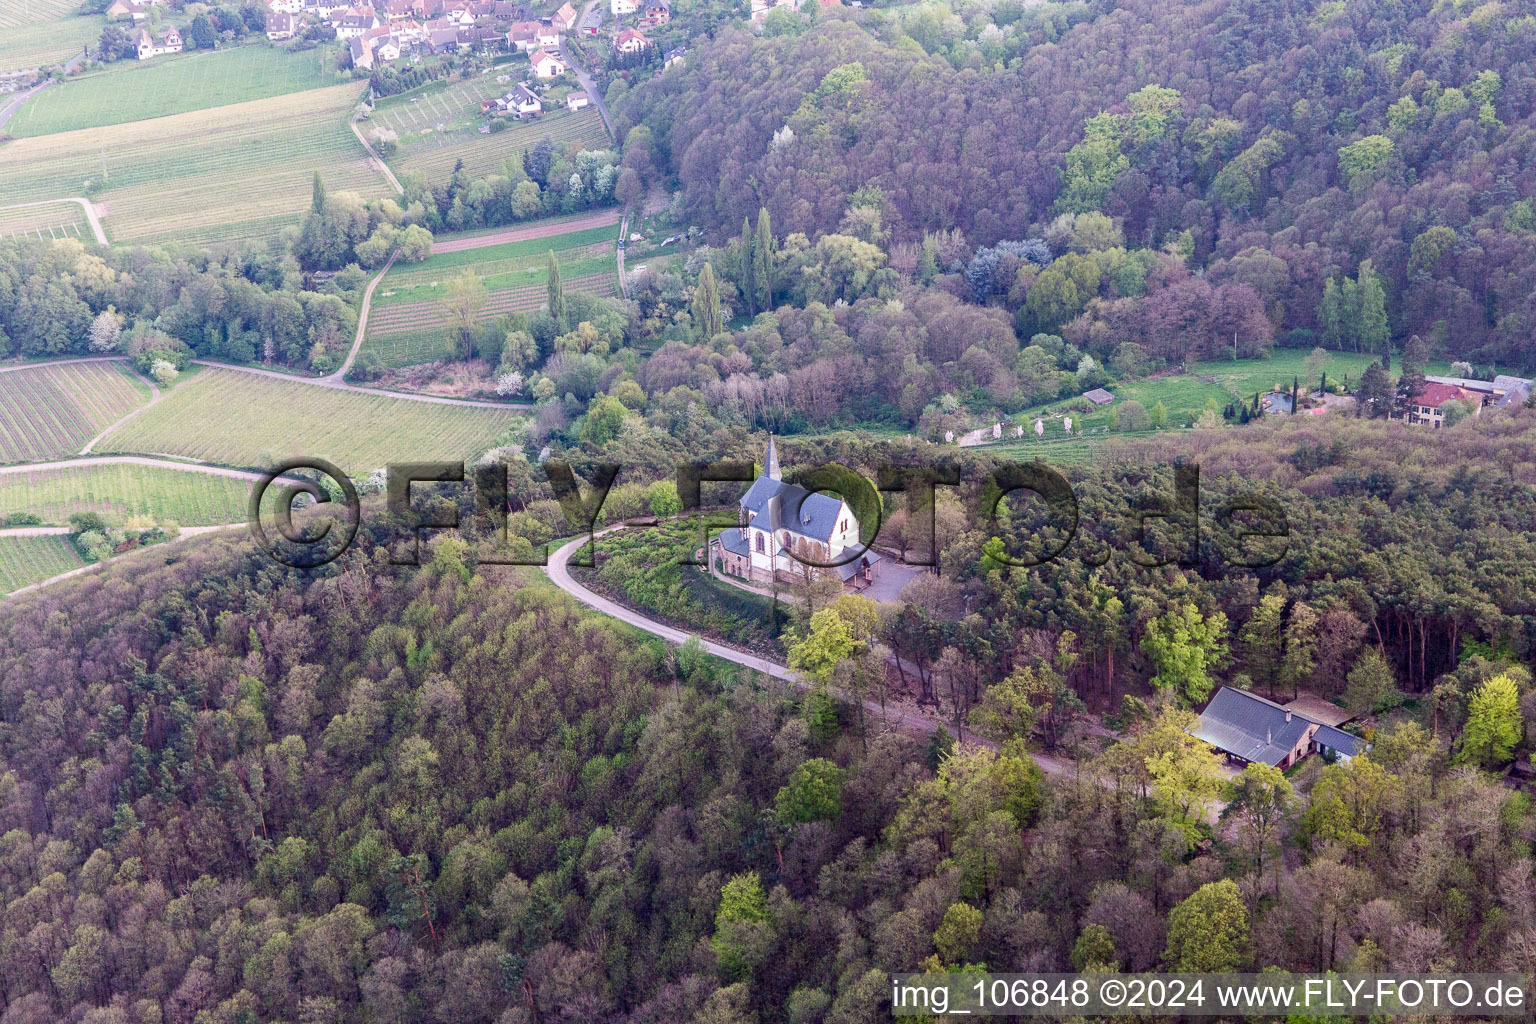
1114,400,1150,431
2,513,43,527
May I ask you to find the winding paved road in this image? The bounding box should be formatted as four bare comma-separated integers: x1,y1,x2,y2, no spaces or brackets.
543,529,1078,772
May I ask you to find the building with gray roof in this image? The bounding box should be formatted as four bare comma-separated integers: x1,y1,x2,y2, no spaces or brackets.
1190,686,1364,769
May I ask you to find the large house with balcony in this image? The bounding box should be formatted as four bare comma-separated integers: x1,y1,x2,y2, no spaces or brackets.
712,436,882,590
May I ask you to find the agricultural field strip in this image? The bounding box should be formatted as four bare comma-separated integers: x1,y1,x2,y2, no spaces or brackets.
377,251,614,302
393,111,610,179
95,367,521,474
0,536,84,595
0,0,78,30
0,463,249,526
367,272,616,334
387,232,615,283
9,47,331,137
0,83,384,242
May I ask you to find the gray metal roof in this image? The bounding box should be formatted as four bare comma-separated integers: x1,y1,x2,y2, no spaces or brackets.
834,548,881,580
718,528,750,557
739,477,845,543
1312,723,1362,756
1189,686,1313,766
1082,387,1114,405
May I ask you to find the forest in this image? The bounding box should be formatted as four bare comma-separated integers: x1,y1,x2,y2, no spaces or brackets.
7,405,1536,1022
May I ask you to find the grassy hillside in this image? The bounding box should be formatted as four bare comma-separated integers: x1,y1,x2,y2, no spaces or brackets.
0,462,249,525
7,45,337,137
0,81,388,246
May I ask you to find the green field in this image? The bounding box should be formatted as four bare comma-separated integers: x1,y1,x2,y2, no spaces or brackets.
0,361,149,463
0,81,389,246
8,45,336,137
0,0,99,73
0,535,84,594
362,221,619,367
0,200,89,241
369,75,611,180
95,367,522,474
0,462,249,525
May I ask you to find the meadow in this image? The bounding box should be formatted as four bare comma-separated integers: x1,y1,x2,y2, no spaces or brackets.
7,45,336,137
0,0,98,73
362,221,618,367
0,200,89,242
95,367,522,475
0,535,82,594
0,361,149,463
0,82,389,246
369,75,610,180
0,462,249,525
994,349,1479,439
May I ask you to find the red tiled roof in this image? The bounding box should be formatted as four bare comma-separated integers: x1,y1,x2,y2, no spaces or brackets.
1414,381,1480,409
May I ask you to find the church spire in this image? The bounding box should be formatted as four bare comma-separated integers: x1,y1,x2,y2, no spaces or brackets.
765,434,781,481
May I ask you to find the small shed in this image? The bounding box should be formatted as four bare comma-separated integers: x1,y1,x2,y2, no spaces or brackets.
1082,387,1114,406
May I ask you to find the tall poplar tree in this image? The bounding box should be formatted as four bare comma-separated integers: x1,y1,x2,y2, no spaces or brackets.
547,250,566,331
753,208,774,311
692,263,723,340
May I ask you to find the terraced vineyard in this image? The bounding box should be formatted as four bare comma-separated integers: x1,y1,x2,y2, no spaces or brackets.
0,82,389,246
96,367,522,475
7,46,335,137
0,201,89,242
367,272,617,366
0,0,98,73
363,218,619,367
0,463,249,525
0,361,149,463
371,77,610,180
0,535,83,594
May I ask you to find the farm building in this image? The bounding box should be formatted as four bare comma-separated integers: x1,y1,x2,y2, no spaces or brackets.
712,437,882,591
1190,686,1364,769
1082,388,1114,405
613,26,649,51
565,89,589,110
105,0,146,20
529,48,566,77
266,11,296,38
135,26,182,59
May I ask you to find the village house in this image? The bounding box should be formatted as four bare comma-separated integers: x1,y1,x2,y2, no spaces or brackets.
712,437,883,590
506,19,541,48
302,0,346,19
749,0,796,20
529,47,566,77
551,1,577,29
610,0,637,15
265,10,296,37
565,89,589,110
613,25,648,51
135,25,182,59
381,0,416,19
579,7,601,32
492,0,527,18
1399,381,1487,427
663,45,686,68
348,35,375,67
534,20,561,45
640,0,668,25
333,5,382,37
1191,686,1363,769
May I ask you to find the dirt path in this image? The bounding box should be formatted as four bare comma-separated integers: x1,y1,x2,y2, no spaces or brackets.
0,526,71,537
0,198,107,246
3,523,245,598
352,121,404,195
0,454,287,483
81,367,161,455
331,250,398,382
430,208,622,254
